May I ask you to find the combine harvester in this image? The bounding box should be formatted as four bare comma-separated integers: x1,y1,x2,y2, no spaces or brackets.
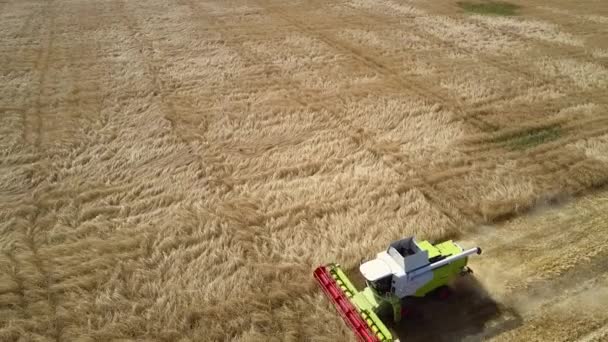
313,236,482,342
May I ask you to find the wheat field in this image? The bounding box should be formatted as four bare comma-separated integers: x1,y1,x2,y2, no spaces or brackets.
1,0,607,341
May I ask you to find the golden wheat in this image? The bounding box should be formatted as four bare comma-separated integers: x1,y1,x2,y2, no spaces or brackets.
1,0,608,341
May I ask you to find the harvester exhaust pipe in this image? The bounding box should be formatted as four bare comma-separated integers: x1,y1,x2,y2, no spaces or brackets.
410,247,481,278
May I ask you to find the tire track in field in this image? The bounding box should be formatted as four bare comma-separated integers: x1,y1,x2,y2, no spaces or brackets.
1,1,62,339
27,0,55,148
5,212,63,341
40,1,105,149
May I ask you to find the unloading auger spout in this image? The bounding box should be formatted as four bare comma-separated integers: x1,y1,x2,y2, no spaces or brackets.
409,247,481,278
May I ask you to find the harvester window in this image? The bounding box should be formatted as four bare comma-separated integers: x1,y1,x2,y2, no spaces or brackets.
369,276,391,295
396,246,416,256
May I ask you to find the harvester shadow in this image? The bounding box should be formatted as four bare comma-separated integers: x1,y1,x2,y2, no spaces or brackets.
390,276,523,342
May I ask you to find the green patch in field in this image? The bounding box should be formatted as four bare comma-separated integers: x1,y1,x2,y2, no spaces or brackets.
457,1,520,16
491,126,562,150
